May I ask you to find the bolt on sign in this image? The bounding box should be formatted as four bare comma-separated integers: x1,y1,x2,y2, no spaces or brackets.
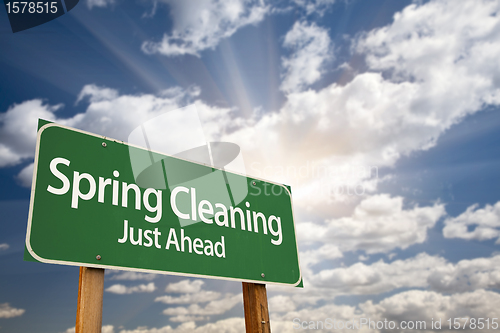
25,120,302,287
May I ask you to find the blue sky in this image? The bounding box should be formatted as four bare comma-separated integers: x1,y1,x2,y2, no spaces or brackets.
1,0,500,332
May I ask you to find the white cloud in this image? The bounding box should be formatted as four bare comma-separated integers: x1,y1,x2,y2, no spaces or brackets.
427,255,500,293
357,0,500,103
293,253,500,301
354,0,500,130
268,252,500,309
162,293,242,322
443,201,500,242
156,280,240,322
0,243,9,250
361,289,500,333
297,194,445,254
105,282,156,294
268,295,296,313
86,0,114,10
0,100,61,167
15,163,34,188
76,84,119,103
168,315,209,323
271,289,500,333
104,327,116,333
66,84,206,142
155,291,221,304
299,243,343,274
63,325,114,333
107,271,158,281
0,84,232,187
270,301,373,332
293,0,336,16
0,303,25,318
223,0,500,211
118,318,245,333
280,21,332,93
141,0,268,57
165,280,205,294
309,253,445,295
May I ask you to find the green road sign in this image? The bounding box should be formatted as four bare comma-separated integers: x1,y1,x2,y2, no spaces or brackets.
25,121,302,287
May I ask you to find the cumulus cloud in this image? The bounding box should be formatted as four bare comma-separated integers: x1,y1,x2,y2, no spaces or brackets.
361,289,500,333
66,84,213,142
271,289,500,333
268,252,500,309
280,21,332,93
76,84,119,103
105,282,156,294
293,0,336,16
427,255,500,293
122,289,500,333
297,194,445,254
107,271,158,281
0,303,25,318
63,325,114,333
222,0,500,210
162,293,242,322
85,0,114,10
0,243,9,250
0,84,231,187
299,243,343,272
141,0,268,57
309,253,445,295
118,318,245,333
156,280,239,322
15,163,34,188
357,0,500,98
165,279,205,293
269,295,297,313
155,291,221,304
443,201,500,243
354,0,500,133
287,253,500,302
0,100,61,167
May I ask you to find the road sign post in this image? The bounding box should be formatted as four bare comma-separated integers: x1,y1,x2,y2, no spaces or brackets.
243,282,271,333
75,267,105,333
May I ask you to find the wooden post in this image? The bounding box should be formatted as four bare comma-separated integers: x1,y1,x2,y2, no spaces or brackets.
75,267,105,333
242,282,271,333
